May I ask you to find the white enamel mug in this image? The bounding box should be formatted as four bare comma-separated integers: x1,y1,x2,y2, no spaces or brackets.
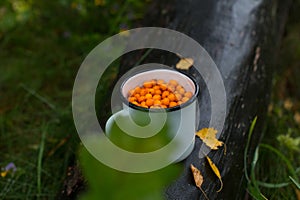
105,69,199,162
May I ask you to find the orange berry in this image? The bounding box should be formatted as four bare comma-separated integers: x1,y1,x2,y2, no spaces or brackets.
167,85,175,92
128,89,135,96
184,91,193,98
132,101,139,106
128,97,136,102
161,105,167,108
150,79,157,85
143,81,153,88
162,91,169,98
138,96,145,103
161,98,170,106
134,93,140,99
145,93,152,99
182,97,189,103
140,89,147,96
169,80,178,86
176,85,183,91
153,94,161,100
177,101,183,105
157,79,164,85
140,101,148,108
134,86,141,94
146,99,154,107
148,88,155,95
178,88,185,95
159,84,167,91
175,93,182,101
168,93,176,102
155,89,162,95
153,85,160,90
153,100,161,105
169,101,177,108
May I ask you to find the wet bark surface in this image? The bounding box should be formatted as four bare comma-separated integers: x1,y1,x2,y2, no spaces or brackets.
120,0,291,199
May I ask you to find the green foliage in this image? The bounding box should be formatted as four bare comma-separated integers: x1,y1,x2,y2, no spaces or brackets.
79,147,182,200
0,0,148,198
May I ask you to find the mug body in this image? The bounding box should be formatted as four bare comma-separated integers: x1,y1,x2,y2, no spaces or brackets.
106,69,198,162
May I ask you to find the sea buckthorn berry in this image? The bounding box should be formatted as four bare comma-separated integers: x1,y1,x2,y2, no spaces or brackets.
153,85,160,90
162,91,169,99
128,97,137,102
138,96,145,103
145,93,152,99
148,88,155,95
177,101,183,105
143,81,153,88
128,89,135,96
140,101,148,108
146,99,154,107
153,94,161,100
161,98,170,106
176,85,183,91
159,84,167,91
169,102,177,108
140,89,147,96
154,89,162,95
169,80,178,86
134,87,141,94
182,97,189,103
168,93,176,102
167,85,175,92
157,79,164,85
134,93,140,99
175,93,182,101
150,79,157,85
161,105,167,108
184,91,193,98
132,101,139,106
178,88,186,95
153,100,161,105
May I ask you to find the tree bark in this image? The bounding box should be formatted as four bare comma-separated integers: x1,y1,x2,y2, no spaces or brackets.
120,0,291,199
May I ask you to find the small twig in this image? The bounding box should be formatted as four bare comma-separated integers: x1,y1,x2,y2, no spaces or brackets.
199,187,210,200
20,84,56,110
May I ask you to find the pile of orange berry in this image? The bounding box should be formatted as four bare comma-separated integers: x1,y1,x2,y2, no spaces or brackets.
127,79,193,109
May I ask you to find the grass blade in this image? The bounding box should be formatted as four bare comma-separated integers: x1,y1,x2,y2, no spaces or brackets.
289,176,300,189
257,181,290,188
37,125,47,198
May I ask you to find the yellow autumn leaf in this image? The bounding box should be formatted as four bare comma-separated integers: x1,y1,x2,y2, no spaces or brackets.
176,58,194,70
1,171,8,178
190,164,203,188
94,0,106,6
196,128,223,150
119,29,130,37
190,164,209,200
206,156,223,192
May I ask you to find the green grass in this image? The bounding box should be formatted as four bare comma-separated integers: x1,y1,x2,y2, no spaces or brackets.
0,0,148,199
245,1,300,199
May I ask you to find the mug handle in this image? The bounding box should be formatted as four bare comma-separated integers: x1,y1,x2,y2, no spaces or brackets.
105,109,128,137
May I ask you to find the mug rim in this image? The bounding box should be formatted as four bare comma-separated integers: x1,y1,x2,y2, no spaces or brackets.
119,68,199,113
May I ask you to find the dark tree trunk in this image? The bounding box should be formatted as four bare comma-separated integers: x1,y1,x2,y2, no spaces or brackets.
120,0,291,199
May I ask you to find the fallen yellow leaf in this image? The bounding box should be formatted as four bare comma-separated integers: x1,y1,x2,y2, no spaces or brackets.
176,58,194,70
190,164,203,188
190,164,209,200
94,0,105,6
0,171,8,178
196,128,223,150
206,156,223,192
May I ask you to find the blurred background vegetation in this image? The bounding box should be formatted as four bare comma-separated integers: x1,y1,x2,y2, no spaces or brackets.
0,0,299,199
